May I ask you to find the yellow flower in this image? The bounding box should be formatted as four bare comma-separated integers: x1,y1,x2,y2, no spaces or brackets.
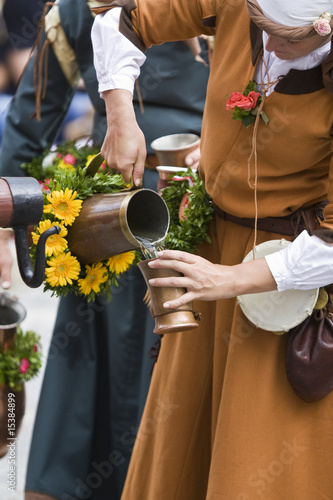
58,159,75,172
44,188,83,226
107,251,136,275
32,220,68,256
85,155,96,167
45,251,81,287
78,262,108,295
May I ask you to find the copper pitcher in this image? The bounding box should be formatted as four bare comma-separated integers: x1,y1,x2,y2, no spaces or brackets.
67,189,170,265
137,259,200,334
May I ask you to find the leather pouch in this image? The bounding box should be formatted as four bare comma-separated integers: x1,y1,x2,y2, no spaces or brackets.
286,290,333,402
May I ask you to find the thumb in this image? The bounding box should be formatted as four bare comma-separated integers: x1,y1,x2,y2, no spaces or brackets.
133,149,146,187
1,271,12,289
0,255,13,290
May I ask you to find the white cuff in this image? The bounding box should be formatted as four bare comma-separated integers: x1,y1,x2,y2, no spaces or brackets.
265,230,333,291
91,7,146,95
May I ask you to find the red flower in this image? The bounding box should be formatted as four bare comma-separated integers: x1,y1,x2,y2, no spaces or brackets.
63,153,76,165
39,179,52,193
226,90,260,111
19,358,29,374
33,344,38,352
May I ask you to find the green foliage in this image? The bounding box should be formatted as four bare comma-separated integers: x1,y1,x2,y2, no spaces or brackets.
161,169,214,253
23,140,140,303
0,328,42,391
44,165,127,200
22,141,101,180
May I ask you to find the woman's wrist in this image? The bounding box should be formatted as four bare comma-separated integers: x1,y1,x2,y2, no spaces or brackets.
229,258,277,297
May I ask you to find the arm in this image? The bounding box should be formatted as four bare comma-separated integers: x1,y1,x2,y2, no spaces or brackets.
147,229,333,309
91,2,214,183
147,250,276,309
102,89,146,185
0,230,13,289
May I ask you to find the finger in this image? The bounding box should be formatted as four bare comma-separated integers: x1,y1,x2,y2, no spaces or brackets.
184,144,200,167
113,160,134,184
122,165,134,184
133,150,146,187
148,275,190,288
152,250,199,264
148,258,197,277
162,291,196,309
0,257,13,290
0,267,12,289
1,279,11,290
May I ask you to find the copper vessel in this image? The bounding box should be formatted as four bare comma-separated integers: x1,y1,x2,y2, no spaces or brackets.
0,293,27,458
0,293,27,343
138,259,200,334
156,166,189,193
67,189,170,265
151,133,200,168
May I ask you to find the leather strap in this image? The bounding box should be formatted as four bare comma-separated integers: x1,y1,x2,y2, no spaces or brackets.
212,201,327,237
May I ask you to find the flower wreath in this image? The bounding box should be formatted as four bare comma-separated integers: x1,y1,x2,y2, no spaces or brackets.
161,169,215,253
0,327,42,391
23,141,214,301
23,141,140,303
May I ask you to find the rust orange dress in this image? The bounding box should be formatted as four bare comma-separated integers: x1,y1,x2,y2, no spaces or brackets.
93,1,333,498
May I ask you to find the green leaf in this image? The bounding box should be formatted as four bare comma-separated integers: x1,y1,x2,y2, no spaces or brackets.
161,170,214,254
260,110,269,124
242,115,256,128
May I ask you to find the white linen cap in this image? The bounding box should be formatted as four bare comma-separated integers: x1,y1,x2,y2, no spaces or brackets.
257,0,333,27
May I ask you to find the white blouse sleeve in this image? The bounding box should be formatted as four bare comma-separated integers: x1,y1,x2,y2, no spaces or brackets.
265,230,333,291
91,7,146,95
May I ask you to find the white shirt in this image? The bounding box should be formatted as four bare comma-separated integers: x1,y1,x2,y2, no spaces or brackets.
92,8,146,94
91,9,333,292
254,32,331,96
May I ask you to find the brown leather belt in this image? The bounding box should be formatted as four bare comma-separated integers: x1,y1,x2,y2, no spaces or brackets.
212,201,327,237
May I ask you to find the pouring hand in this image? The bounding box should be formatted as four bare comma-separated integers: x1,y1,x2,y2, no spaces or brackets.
147,250,277,309
102,89,146,186
184,142,201,170
0,230,13,289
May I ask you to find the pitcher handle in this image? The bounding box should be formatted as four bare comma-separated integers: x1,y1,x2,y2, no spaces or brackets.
14,225,61,288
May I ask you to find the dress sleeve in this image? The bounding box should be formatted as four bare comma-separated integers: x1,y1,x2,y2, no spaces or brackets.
91,0,217,49
91,0,216,93
91,7,146,94
265,230,333,291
